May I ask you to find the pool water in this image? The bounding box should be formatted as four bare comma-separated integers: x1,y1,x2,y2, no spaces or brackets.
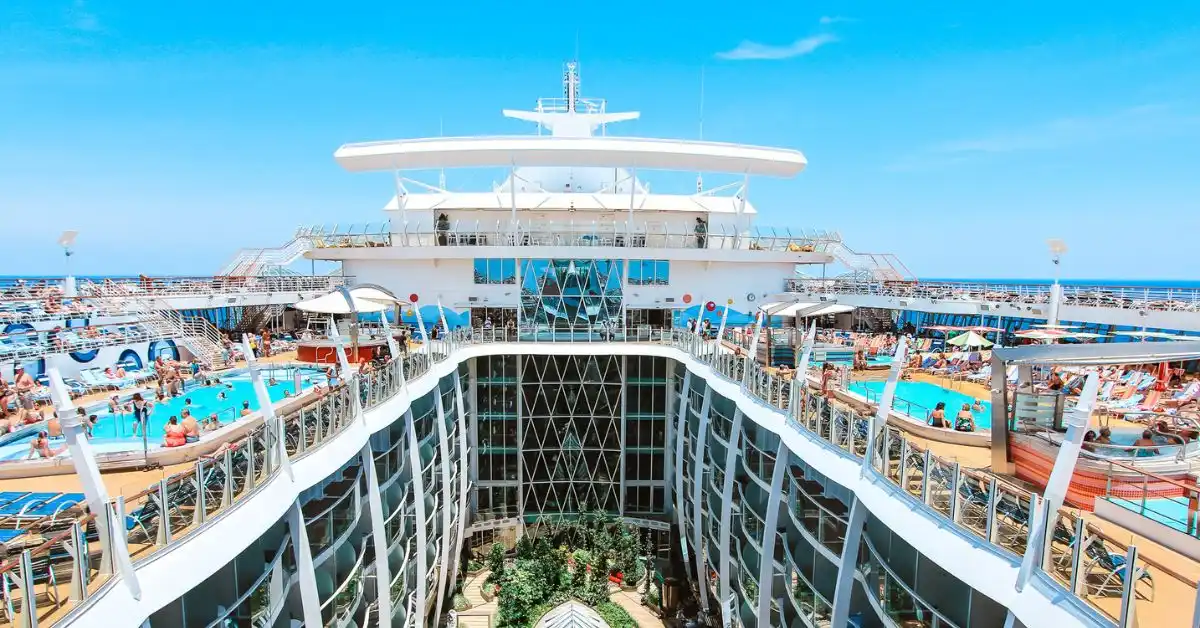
847,380,992,430
0,366,327,460
1108,496,1192,533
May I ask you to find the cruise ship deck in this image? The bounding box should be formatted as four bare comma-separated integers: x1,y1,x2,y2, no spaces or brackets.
3,63,1197,628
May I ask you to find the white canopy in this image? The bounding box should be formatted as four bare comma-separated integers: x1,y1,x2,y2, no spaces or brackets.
335,135,807,177
294,286,400,314
760,301,855,317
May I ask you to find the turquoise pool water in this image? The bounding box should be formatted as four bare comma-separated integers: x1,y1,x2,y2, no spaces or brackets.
847,380,992,429
0,366,327,460
1108,497,1192,533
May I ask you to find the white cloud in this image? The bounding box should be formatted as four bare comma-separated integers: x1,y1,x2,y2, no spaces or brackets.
819,16,854,25
715,34,838,61
888,104,1198,171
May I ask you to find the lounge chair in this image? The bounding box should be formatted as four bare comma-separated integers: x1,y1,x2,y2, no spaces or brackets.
1083,540,1154,600
16,493,85,520
0,492,60,519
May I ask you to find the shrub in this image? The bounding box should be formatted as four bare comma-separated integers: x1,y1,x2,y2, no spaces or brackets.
452,592,471,611
595,602,638,628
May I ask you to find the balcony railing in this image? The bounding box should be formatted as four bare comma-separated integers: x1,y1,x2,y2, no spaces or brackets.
301,220,838,253
4,327,1189,627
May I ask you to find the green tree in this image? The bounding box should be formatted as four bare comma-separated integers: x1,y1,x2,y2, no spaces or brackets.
484,543,507,586
497,568,543,627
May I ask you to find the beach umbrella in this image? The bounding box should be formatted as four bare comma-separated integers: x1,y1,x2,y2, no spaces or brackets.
946,330,994,348
1014,329,1072,341
1155,361,1171,392
1032,323,1080,329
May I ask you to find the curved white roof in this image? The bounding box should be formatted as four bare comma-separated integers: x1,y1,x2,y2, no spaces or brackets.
294,287,399,314
334,136,807,177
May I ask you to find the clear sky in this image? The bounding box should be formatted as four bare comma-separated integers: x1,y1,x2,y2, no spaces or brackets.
2,1,1198,280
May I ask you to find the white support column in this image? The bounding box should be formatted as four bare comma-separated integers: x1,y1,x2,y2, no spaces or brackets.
662,361,676,513
405,409,430,625
437,298,452,341
795,321,817,374
757,441,789,623
288,502,324,628
412,302,431,358
242,336,293,479
379,313,402,358
393,169,408,234
432,387,455,623
1047,282,1064,327
619,355,628,516
673,371,693,567
718,409,744,610
736,173,749,248
691,386,714,612
863,341,907,475
743,308,765,387
1015,373,1100,591
715,302,731,352
510,161,518,229
326,319,353,376
47,369,141,599
446,369,472,592
830,497,868,628
360,445,392,621
628,166,637,228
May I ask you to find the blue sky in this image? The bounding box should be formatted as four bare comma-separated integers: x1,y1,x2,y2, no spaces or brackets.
2,1,1198,280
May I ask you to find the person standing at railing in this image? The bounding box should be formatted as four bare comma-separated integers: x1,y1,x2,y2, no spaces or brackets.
437,213,450,246
694,217,707,249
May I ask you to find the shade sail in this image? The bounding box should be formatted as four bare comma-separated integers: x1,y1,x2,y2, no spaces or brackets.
294,287,398,314
760,301,855,317
994,340,1200,366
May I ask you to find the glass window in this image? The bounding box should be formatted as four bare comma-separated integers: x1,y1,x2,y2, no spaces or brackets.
628,260,669,285
473,258,516,284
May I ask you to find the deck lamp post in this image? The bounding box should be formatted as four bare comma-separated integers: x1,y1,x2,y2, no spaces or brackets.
58,230,79,298
1046,239,1068,330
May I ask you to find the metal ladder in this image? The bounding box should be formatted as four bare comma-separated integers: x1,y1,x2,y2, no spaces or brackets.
218,232,314,276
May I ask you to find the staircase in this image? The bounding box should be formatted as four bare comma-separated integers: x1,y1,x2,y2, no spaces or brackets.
230,303,286,335
219,232,314,276
814,234,913,281
857,307,898,332
93,283,227,366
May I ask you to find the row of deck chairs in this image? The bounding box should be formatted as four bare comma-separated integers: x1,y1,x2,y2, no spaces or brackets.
933,466,1155,601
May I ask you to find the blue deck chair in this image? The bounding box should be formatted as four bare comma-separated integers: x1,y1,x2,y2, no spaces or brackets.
0,492,29,509
0,492,58,518
0,529,26,544
20,493,85,519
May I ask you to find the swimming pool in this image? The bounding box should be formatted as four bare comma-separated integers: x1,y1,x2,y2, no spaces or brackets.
0,366,327,460
847,380,993,429
1107,496,1192,533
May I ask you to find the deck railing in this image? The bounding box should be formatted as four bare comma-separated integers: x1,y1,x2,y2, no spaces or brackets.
299,220,839,253
786,278,1200,314
1,327,1190,626
0,275,348,303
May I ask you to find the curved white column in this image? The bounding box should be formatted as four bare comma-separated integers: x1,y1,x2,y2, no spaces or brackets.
690,386,713,612
405,409,430,626
673,371,693,569
717,409,744,612
756,441,789,624
360,444,392,621
288,502,324,627
432,390,455,623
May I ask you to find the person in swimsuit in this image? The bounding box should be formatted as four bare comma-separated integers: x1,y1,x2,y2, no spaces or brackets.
27,431,65,459
163,416,187,447
130,392,149,437
954,403,976,432
929,402,949,428
180,410,200,443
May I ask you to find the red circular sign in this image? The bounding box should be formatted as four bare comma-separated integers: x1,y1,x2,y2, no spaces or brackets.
409,293,419,303
682,294,693,304
705,301,716,312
